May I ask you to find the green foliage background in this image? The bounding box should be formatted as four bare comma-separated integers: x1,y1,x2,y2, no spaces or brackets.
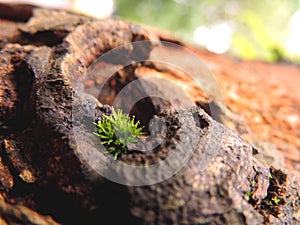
115,0,300,63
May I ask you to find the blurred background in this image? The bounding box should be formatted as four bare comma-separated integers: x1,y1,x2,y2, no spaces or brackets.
1,0,300,64
116,0,300,64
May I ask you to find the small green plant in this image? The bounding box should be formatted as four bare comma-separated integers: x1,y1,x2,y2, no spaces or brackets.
270,196,280,206
267,196,281,206
246,191,253,198
93,108,145,159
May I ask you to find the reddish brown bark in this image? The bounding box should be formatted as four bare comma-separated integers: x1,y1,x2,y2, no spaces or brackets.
0,4,299,225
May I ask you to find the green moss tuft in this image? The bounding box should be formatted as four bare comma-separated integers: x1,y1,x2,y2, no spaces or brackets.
93,108,145,159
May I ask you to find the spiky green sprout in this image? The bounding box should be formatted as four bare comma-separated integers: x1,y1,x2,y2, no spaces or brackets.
268,196,280,206
246,191,252,198
93,108,145,159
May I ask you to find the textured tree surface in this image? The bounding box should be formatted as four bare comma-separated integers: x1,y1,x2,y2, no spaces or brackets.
0,4,299,225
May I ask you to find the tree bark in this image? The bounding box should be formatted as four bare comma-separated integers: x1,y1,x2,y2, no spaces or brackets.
0,4,299,225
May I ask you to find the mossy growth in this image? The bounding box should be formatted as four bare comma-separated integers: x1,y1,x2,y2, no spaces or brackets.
246,191,253,198
94,108,145,159
268,196,280,206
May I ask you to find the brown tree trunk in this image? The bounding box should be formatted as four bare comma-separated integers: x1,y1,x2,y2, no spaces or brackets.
0,4,299,225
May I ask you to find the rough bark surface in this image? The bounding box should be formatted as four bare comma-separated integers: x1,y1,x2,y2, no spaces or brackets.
0,4,299,225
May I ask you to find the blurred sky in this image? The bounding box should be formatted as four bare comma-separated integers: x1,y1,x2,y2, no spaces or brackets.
0,0,115,18
1,0,300,63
